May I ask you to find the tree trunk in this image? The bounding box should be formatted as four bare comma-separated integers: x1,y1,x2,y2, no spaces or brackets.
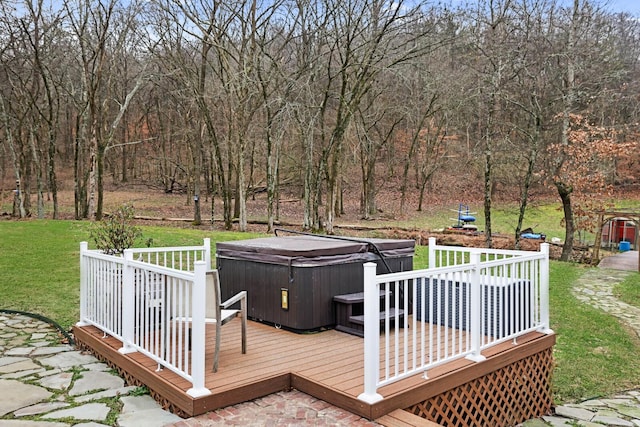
483,145,493,248
325,172,336,234
238,140,247,232
266,129,281,233
399,142,414,215
194,194,201,225
87,115,98,220
121,122,128,183
417,178,427,212
48,125,58,219
29,132,45,219
74,117,84,219
362,161,376,219
96,143,106,220
514,154,536,249
0,94,26,218
556,181,575,261
302,129,319,231
515,112,541,249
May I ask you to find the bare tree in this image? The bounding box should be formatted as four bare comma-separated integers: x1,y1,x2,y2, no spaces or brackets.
307,0,440,233
354,88,403,219
489,0,555,247
2,0,640,237
151,0,281,230
543,0,628,259
461,0,522,247
254,9,298,232
21,1,66,219
64,0,149,220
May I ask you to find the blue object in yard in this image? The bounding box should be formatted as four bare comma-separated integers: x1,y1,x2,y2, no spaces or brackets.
459,214,476,223
451,204,477,228
521,233,540,239
619,241,631,252
521,232,546,240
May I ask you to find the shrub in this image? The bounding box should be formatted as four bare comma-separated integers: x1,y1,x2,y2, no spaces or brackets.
90,204,143,255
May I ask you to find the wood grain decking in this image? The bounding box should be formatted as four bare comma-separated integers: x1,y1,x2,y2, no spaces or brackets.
73,317,555,421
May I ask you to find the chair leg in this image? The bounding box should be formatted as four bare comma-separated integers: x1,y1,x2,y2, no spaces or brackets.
213,322,221,372
241,310,247,354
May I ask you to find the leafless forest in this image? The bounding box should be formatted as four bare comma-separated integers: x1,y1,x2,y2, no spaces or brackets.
1,0,639,257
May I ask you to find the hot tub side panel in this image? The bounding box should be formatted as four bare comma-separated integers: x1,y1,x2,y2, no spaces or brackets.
217,258,368,331
217,254,413,332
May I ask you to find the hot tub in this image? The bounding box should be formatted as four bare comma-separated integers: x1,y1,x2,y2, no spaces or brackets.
215,235,414,332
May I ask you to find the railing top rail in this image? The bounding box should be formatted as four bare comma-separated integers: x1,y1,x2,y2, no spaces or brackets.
430,242,542,257
80,249,126,263
80,247,202,279
374,264,477,283
128,259,196,280
127,245,208,254
375,250,546,284
476,251,546,267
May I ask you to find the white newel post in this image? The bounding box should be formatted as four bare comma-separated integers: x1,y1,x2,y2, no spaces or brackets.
358,262,383,404
76,242,89,327
538,243,553,334
428,237,436,268
119,249,136,354
187,261,211,397
466,252,486,362
203,238,212,269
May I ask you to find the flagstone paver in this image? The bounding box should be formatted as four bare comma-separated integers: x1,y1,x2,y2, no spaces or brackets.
43,403,112,422
0,313,175,427
0,379,53,417
520,254,640,427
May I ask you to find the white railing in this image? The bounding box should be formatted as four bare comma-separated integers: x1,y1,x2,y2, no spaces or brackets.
128,241,211,272
428,238,532,268
358,237,552,403
77,239,212,398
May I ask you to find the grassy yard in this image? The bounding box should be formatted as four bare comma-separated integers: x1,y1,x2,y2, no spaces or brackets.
549,263,640,402
394,199,640,245
0,220,266,329
616,273,640,307
1,220,639,404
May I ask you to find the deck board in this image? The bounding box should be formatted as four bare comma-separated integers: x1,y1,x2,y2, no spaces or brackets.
74,317,554,421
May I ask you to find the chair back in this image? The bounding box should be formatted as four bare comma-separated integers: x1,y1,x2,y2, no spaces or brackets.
205,270,222,320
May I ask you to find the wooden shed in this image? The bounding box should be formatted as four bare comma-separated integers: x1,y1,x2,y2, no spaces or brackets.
601,217,638,249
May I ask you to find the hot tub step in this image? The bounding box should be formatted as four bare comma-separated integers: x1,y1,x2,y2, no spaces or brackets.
336,308,406,337
349,307,405,326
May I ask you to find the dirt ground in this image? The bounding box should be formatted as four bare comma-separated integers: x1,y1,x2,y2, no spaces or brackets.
1,185,569,261
4,177,600,263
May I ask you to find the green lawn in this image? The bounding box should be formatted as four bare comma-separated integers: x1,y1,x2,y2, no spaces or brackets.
1,220,88,329
389,199,640,244
1,220,639,404
615,272,640,307
549,264,640,402
0,220,264,329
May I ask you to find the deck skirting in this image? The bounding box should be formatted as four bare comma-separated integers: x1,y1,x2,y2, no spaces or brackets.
405,345,554,426
73,322,554,424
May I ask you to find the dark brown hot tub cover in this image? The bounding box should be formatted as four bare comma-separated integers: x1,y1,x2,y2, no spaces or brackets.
216,235,415,267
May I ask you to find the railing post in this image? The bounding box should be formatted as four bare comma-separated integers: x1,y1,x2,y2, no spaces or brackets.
203,238,212,269
466,252,486,362
358,262,383,404
76,242,90,327
538,243,554,334
119,249,136,354
187,261,211,397
428,237,436,268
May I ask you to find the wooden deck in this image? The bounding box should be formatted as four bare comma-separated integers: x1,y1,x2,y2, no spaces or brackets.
73,317,555,422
